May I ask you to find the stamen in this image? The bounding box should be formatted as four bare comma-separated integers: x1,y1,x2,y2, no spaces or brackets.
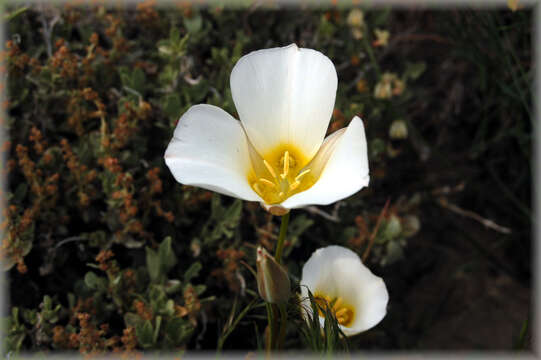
333,297,343,310
335,308,348,317
263,159,277,179
258,178,276,188
278,191,284,198
295,169,311,182
281,151,290,179
289,181,300,191
253,182,263,196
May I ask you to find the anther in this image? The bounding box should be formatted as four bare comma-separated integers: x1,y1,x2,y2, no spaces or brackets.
281,151,290,179
333,297,343,309
258,178,276,188
289,181,300,191
253,182,263,196
295,169,311,182
263,159,278,179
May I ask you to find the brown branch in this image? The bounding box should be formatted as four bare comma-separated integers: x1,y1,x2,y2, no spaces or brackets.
362,198,390,262
393,33,453,44
437,197,512,234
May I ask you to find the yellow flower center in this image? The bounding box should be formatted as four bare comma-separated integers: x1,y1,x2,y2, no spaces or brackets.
314,293,355,327
248,144,316,204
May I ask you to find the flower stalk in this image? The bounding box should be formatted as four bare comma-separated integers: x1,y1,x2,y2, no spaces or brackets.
274,213,290,351
260,212,291,352
274,211,290,264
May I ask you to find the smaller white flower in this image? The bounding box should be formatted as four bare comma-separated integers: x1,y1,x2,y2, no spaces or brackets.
300,245,388,336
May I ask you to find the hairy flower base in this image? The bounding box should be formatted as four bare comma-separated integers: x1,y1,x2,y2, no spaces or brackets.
248,144,316,204
314,293,355,327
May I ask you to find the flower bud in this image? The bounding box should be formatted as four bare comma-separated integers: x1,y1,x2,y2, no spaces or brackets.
256,246,290,304
347,9,364,28
389,119,408,139
402,215,420,238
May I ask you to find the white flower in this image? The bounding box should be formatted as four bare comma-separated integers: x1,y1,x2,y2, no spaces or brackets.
346,8,365,28
164,44,369,212
300,245,388,336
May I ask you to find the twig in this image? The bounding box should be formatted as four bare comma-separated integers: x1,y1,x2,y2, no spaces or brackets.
239,260,257,280
235,269,246,297
362,199,390,262
431,181,465,196
393,33,453,44
255,228,278,240
38,7,60,59
196,309,208,350
54,236,89,249
304,202,343,223
183,74,202,85
123,86,143,100
437,197,512,234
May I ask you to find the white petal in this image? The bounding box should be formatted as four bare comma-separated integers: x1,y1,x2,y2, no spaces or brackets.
230,44,338,164
300,246,388,336
164,104,261,202
280,116,369,208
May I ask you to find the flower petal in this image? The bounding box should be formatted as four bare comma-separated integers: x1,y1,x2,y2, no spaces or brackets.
280,116,369,208
164,104,261,202
300,246,388,336
230,44,338,164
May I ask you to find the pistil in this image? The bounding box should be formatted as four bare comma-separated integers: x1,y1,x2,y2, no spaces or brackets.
249,148,316,204
281,151,290,179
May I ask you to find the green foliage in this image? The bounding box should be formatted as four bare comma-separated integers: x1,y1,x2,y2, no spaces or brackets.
146,237,177,283
197,195,243,246
298,290,348,354
3,2,531,354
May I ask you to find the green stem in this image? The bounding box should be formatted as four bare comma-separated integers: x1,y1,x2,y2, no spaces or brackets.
271,304,279,349
362,26,381,78
277,304,287,349
274,211,290,264
272,212,291,351
265,303,275,353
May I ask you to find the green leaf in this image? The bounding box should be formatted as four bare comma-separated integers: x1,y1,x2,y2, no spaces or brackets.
164,299,175,316
162,93,182,119
184,14,202,34
13,183,28,203
165,279,182,295
118,67,131,89
136,320,155,349
5,6,29,21
118,67,146,97
21,308,37,326
193,284,206,296
146,246,161,283
284,215,314,257
165,317,193,345
124,312,142,328
404,62,427,80
132,67,146,95
372,7,391,26
183,262,202,283
84,272,99,289
158,236,177,272
170,27,180,43
153,316,162,345
200,195,242,245
382,240,404,266
84,271,107,291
